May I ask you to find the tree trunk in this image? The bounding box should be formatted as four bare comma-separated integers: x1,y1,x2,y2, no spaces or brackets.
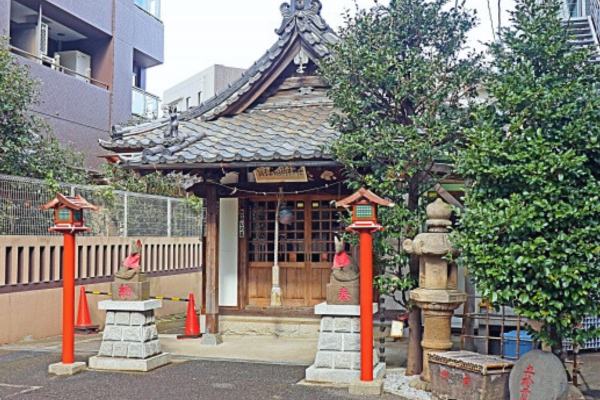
550,325,571,380
405,178,423,376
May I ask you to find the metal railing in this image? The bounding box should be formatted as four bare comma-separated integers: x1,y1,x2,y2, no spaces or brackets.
132,86,161,121
9,46,110,91
590,0,600,33
0,174,201,238
135,0,161,20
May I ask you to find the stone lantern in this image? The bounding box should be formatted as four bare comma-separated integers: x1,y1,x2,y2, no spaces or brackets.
403,198,466,384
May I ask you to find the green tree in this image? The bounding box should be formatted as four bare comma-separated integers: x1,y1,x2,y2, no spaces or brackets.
454,0,600,360
0,37,86,184
319,0,481,374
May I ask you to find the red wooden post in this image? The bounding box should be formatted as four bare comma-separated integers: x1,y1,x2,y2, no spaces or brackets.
41,194,98,370
62,232,76,364
336,188,395,383
359,230,374,381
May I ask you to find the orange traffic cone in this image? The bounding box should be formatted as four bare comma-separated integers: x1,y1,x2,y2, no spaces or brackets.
177,293,201,339
74,286,99,334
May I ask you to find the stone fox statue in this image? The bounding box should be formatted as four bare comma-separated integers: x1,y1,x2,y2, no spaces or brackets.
331,236,359,283
115,240,142,280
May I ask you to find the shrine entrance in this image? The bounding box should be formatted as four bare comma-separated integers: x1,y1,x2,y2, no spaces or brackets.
247,196,343,307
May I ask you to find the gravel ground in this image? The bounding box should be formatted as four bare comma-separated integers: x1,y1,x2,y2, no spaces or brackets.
384,369,433,400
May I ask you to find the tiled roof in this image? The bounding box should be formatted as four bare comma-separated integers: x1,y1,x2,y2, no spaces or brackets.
118,102,338,167
99,0,340,169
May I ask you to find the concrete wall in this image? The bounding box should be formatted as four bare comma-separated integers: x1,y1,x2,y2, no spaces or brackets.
0,272,202,345
45,0,112,34
18,57,111,168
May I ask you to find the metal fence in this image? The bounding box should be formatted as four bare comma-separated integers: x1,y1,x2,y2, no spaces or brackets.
0,174,202,237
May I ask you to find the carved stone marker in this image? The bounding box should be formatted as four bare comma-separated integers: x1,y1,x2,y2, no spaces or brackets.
326,237,360,305
508,350,568,400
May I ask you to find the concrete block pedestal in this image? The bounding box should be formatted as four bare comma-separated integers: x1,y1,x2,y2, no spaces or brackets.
305,302,385,384
48,362,87,376
89,300,171,372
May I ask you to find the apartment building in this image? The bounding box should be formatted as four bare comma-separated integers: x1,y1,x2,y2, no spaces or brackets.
0,0,164,169
163,64,244,112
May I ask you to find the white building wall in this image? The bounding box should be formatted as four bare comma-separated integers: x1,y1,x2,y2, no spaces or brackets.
163,64,244,112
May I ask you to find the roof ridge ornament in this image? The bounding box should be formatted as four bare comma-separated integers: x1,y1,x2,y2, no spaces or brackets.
276,0,329,35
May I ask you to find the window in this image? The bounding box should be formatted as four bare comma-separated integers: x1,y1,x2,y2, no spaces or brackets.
186,97,191,110
197,91,203,105
134,0,161,19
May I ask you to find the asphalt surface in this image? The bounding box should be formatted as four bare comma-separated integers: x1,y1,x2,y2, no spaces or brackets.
0,349,402,400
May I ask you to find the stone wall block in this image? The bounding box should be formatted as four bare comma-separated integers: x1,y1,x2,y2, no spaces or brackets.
343,333,361,351
315,352,333,368
143,326,158,342
122,326,143,342
113,342,129,357
128,343,143,358
334,318,351,333
351,318,360,333
334,353,352,370
144,340,160,358
318,332,343,351
105,311,115,325
320,317,333,332
103,326,122,341
115,312,130,326
146,312,156,325
130,312,147,326
98,342,114,357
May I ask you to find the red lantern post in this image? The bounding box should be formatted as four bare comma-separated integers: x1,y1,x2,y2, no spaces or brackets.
41,194,98,375
336,189,394,382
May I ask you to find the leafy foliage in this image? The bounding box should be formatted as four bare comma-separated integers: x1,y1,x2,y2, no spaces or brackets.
319,0,481,306
454,0,600,352
100,163,186,198
0,37,86,184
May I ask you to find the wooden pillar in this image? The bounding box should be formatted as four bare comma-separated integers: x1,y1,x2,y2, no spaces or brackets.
204,184,220,338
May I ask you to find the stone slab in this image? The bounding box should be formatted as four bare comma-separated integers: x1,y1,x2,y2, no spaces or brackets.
98,300,162,311
349,378,384,396
509,350,568,400
314,302,378,317
88,353,171,372
305,362,386,384
48,362,87,376
327,283,360,306
201,333,223,346
111,281,150,301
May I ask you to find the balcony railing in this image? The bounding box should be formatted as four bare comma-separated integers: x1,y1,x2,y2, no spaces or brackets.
9,46,109,90
132,86,160,121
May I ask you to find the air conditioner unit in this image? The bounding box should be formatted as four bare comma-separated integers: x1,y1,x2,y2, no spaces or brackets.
55,50,92,82
39,23,48,56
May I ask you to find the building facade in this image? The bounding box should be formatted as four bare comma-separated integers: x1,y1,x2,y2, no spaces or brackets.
0,0,164,169
164,64,245,112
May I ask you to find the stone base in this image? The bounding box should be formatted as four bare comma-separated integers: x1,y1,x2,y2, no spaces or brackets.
48,362,87,376
89,353,171,372
349,378,384,396
201,333,223,346
306,362,386,384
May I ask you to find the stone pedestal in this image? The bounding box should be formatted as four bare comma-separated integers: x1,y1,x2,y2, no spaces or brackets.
326,282,360,305
305,302,385,384
89,300,171,372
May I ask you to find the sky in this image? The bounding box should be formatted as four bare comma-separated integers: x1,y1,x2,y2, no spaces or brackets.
146,0,515,101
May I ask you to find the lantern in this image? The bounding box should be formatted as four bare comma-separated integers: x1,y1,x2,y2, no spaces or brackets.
41,193,99,233
278,205,294,225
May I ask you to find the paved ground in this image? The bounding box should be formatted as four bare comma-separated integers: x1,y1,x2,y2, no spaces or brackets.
0,349,403,400
1,317,599,399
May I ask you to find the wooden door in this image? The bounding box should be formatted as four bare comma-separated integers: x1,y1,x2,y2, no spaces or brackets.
247,197,342,307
